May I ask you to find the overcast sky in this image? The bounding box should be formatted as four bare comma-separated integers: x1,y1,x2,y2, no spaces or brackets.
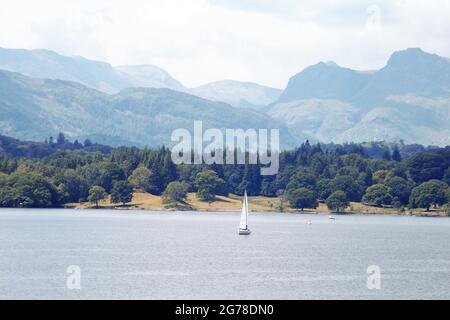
1,0,450,88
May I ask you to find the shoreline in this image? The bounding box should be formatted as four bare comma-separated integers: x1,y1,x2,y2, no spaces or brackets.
1,206,447,218
61,192,449,217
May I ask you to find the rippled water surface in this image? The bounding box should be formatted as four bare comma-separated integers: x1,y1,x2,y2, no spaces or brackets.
0,209,449,299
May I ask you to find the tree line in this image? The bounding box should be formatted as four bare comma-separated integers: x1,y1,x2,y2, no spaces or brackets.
0,134,449,213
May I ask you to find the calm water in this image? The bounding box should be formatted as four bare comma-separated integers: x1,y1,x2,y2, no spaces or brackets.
0,209,449,300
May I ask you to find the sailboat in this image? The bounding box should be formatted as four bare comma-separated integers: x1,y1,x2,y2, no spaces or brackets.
239,191,251,235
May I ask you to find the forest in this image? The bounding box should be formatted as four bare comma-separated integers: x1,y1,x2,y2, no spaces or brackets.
0,133,449,213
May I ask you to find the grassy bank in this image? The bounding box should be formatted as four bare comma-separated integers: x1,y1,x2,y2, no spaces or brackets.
66,192,449,216
67,192,286,212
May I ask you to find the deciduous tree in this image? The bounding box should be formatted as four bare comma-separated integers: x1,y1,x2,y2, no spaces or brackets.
288,188,318,211
111,181,133,206
195,170,226,202
88,186,107,207
326,191,349,213
362,184,393,207
409,180,448,211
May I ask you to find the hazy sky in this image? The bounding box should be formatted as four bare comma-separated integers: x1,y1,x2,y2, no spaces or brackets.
1,0,450,88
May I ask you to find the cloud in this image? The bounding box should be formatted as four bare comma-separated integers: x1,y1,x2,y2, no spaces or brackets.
0,0,450,88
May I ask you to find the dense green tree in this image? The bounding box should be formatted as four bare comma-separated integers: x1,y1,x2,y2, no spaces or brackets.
382,150,392,161
145,147,178,194
78,163,103,189
260,176,277,197
1,134,449,212
15,160,54,177
392,147,402,162
337,166,360,179
128,166,156,193
4,172,61,207
372,170,391,184
406,153,448,183
362,168,373,187
386,176,412,205
409,180,449,211
73,140,82,149
162,182,189,204
0,186,21,207
195,170,226,202
286,170,317,195
0,172,7,185
57,132,66,145
83,139,93,147
331,175,364,202
362,184,393,207
87,186,107,207
274,165,296,191
391,196,403,209
446,187,450,203
391,165,408,180
161,151,178,189
54,169,89,203
111,181,133,206
100,162,126,192
178,164,208,192
288,188,318,211
317,179,334,200
237,164,261,196
0,157,18,174
326,191,349,213
443,168,450,185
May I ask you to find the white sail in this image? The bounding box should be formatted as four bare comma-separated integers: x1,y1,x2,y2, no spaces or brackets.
245,191,249,227
239,191,248,230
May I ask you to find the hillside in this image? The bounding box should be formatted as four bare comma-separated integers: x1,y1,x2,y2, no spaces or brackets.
0,70,295,147
116,65,186,92
269,48,450,146
0,47,184,93
191,80,282,110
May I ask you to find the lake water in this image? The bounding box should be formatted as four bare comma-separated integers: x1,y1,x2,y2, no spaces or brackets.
0,209,449,300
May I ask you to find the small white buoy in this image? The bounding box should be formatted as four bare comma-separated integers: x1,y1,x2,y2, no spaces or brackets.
307,220,313,225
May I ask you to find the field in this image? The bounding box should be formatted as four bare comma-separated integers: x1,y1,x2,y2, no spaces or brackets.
67,192,286,212
66,192,449,216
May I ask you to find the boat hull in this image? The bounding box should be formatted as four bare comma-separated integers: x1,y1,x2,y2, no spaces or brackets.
239,229,251,235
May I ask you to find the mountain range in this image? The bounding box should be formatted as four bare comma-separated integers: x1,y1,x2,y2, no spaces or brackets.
269,48,450,146
0,47,184,93
0,69,293,147
0,47,449,147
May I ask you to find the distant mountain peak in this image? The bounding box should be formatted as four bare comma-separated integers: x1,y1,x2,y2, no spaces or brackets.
270,47,450,147
309,61,339,70
191,80,282,110
399,47,426,54
323,61,339,67
386,47,448,68
277,60,370,103
116,64,185,91
0,47,186,93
